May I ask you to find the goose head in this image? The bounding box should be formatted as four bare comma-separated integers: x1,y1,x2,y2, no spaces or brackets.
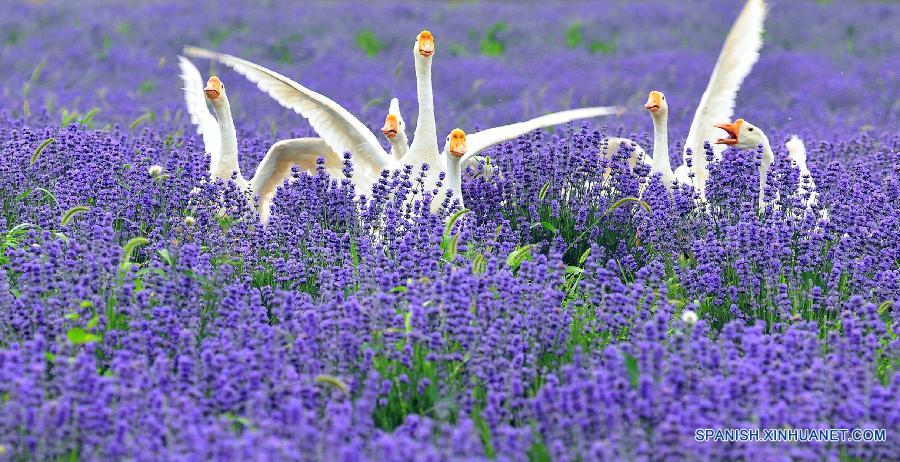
204,76,225,101
644,90,668,117
381,114,404,140
715,118,766,149
446,129,467,158
416,30,435,58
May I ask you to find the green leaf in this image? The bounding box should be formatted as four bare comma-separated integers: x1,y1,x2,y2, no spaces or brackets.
537,181,551,200
157,248,175,266
314,374,349,393
564,265,583,275
472,253,487,274
129,112,153,130
623,352,639,390
480,22,507,56
63,313,80,321
444,234,461,262
30,58,46,82
404,310,413,333
589,39,617,55
354,29,384,57
30,138,55,165
565,21,583,48
578,247,591,265
604,196,651,216
79,108,100,126
60,205,90,226
66,327,101,345
86,315,100,331
15,187,32,202
506,244,534,271
389,285,408,294
35,187,58,206
119,236,149,276
60,110,80,127
444,208,471,237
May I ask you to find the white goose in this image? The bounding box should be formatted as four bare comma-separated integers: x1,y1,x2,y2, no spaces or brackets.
179,56,337,223
381,98,409,159
184,36,625,211
643,0,768,194
714,118,812,211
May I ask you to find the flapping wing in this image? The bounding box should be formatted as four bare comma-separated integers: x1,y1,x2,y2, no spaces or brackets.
785,135,807,172
183,46,391,172
684,0,767,159
461,106,625,163
177,56,221,162
250,138,344,202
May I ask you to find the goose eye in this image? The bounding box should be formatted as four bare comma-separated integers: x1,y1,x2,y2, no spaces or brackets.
748,127,753,132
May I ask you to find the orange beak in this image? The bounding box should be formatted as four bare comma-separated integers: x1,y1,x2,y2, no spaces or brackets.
204,76,222,100
382,114,399,139
644,91,662,113
448,128,466,158
715,119,743,145
418,30,434,57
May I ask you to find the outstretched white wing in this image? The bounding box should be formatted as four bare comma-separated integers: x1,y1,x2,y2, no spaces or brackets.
183,47,392,173
177,56,220,164
249,138,347,224
461,106,625,163
685,0,767,160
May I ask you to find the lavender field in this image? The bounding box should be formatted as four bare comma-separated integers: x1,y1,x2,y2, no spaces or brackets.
0,0,898,460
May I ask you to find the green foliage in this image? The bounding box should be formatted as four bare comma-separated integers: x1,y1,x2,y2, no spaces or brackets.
30,138,55,165
129,112,154,130
118,236,149,278
589,39,617,55
480,22,507,56
79,108,100,127
60,109,81,127
314,374,349,394
355,29,384,57
139,81,156,94
506,244,534,272
565,21,583,48
66,324,101,345
441,208,470,264
60,206,90,226
0,223,37,265
623,352,640,389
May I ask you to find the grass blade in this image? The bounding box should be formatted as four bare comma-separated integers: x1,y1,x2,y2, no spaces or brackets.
60,206,90,226
30,138,55,165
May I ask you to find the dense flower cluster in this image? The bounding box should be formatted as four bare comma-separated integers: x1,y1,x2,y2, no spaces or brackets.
1,0,898,460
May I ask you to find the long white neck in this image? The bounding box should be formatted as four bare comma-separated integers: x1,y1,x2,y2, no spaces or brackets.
407,53,438,164
650,112,674,186
445,152,464,208
210,94,243,185
757,134,773,209
389,126,410,159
